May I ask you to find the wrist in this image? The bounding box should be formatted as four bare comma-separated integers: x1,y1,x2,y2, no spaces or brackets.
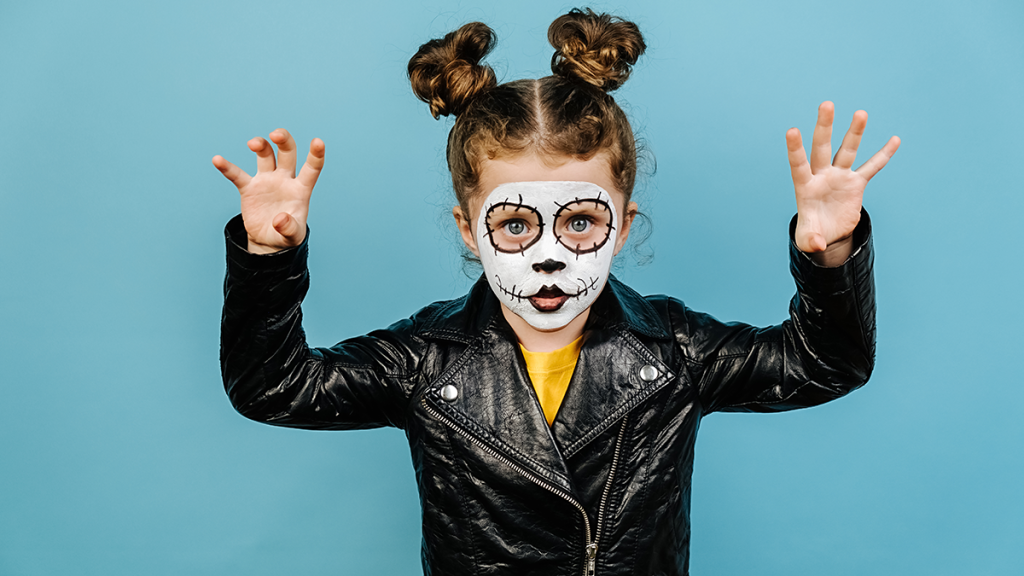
225,214,309,272
808,234,853,267
247,239,288,254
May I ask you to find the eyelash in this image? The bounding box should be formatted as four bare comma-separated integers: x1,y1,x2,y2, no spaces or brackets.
566,216,593,231
499,215,595,235
503,220,529,234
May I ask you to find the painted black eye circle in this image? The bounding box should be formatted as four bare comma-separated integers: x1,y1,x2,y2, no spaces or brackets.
483,195,544,254
552,197,615,256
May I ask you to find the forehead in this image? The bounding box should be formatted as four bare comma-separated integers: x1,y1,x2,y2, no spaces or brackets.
470,153,624,219
480,181,615,213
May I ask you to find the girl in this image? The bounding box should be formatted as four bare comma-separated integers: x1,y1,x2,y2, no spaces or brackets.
212,9,898,575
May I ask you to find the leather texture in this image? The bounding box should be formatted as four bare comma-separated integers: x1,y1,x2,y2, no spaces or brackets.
220,212,875,576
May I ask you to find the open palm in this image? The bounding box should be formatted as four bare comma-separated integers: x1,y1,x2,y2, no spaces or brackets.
787,102,900,261
212,129,325,254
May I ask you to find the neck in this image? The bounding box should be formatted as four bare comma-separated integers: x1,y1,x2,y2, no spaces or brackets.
500,304,590,352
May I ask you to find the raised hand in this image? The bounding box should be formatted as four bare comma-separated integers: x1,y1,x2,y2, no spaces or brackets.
212,129,325,254
787,102,900,266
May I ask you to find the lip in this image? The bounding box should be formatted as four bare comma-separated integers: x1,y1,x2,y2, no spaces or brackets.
528,286,569,312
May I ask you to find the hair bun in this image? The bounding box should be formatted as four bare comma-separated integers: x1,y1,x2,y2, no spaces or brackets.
548,9,646,92
409,22,498,119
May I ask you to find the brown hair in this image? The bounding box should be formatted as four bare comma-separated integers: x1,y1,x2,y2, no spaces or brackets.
408,8,647,218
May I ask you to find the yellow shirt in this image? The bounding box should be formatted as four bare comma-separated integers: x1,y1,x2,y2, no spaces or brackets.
519,336,584,426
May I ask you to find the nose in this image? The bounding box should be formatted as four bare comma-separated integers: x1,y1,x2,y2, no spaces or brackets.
532,259,566,273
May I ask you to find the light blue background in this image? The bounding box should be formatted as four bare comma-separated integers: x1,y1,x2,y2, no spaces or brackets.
2,0,1021,574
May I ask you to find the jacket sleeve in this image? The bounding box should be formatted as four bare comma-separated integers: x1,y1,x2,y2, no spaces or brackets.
677,210,876,414
219,215,423,430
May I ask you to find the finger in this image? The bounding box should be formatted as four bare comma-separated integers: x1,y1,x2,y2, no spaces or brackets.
855,135,901,181
833,110,867,170
809,101,835,174
248,137,277,173
786,128,812,186
269,128,297,176
297,138,326,189
272,212,305,245
212,155,252,189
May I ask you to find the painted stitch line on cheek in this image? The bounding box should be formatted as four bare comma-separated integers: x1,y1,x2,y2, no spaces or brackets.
494,275,530,301
571,276,600,298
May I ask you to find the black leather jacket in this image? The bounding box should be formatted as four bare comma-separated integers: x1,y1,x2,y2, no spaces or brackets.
221,213,875,576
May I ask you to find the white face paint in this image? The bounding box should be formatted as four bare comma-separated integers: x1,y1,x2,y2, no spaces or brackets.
476,181,618,330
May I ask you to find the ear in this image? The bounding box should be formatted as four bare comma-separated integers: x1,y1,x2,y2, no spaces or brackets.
613,201,638,256
453,206,481,257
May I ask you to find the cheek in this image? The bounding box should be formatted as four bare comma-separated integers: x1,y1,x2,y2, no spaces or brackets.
480,251,538,288
613,233,626,256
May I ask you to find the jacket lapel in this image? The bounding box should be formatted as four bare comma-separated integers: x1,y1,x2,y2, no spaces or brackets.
422,280,574,492
550,327,674,458
419,276,676,487
424,324,575,491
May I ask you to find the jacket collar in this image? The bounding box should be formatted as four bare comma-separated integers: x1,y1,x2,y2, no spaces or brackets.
418,274,671,343
418,275,676,491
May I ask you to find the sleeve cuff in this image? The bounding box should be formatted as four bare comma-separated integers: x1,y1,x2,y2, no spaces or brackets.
224,214,309,273
788,209,873,296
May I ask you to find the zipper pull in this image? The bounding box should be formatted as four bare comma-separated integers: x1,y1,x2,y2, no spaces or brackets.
586,542,598,575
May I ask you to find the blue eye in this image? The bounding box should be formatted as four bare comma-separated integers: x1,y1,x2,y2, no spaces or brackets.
569,217,590,233
506,221,526,235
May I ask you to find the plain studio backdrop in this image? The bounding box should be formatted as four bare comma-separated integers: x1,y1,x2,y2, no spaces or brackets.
1,1,1021,574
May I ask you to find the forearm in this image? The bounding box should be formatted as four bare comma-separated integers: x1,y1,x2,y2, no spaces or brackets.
694,210,875,413
786,210,876,390
220,215,417,430
221,215,316,422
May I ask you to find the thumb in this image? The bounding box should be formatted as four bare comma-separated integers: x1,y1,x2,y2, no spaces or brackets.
272,212,305,245
795,216,827,253
796,230,827,253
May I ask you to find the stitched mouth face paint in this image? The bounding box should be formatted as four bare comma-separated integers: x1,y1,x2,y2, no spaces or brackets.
476,181,618,330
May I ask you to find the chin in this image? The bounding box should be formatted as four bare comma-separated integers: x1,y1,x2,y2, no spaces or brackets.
509,304,584,332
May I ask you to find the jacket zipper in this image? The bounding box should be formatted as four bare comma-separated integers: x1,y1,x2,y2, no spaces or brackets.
424,399,629,576
588,415,629,575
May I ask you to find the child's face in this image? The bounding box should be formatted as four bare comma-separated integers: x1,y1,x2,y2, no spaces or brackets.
454,153,637,332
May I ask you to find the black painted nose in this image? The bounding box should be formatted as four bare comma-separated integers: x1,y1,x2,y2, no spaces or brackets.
532,259,566,273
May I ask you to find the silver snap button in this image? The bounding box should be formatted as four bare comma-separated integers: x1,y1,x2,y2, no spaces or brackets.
440,384,459,402
639,364,659,382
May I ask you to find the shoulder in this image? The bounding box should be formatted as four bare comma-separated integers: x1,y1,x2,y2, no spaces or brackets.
402,294,474,340
395,277,498,345
633,290,759,367
602,277,692,340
